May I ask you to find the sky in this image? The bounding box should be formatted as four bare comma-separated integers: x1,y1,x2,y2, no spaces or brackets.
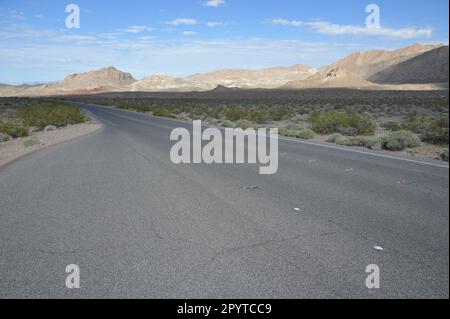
0,0,448,84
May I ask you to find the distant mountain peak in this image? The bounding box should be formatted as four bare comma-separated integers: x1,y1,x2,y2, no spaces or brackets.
60,66,136,91
327,43,441,79
0,43,448,97
369,46,449,84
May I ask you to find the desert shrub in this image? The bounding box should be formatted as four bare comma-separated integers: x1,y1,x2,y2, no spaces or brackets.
402,114,429,134
205,119,221,126
340,127,360,136
326,134,383,149
423,114,449,145
23,136,40,147
334,135,355,146
326,133,343,143
133,105,151,113
152,107,172,117
297,129,314,140
271,106,291,121
191,107,207,119
203,107,220,119
234,120,254,129
220,120,235,128
326,134,356,146
310,112,340,133
309,112,376,135
360,137,383,150
382,130,421,151
345,113,376,134
279,128,299,138
0,122,29,138
247,107,270,124
382,121,402,131
18,104,85,129
224,107,248,122
0,132,12,142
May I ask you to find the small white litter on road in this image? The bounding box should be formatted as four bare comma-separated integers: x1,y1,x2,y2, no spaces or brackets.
293,207,301,212
373,245,384,251
241,185,259,190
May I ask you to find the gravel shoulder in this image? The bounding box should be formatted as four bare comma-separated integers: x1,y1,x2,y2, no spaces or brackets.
0,122,102,169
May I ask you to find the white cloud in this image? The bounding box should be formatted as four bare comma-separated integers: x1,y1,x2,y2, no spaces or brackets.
121,25,154,33
56,35,98,42
271,19,303,27
205,21,227,28
166,18,198,26
138,36,158,41
0,9,26,21
204,0,225,7
182,31,197,36
0,21,443,83
0,31,386,83
270,19,433,39
9,10,26,20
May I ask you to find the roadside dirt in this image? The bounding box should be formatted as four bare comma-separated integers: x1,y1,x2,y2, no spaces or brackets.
0,122,102,169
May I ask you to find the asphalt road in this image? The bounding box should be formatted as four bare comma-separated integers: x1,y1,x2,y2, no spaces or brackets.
0,103,448,298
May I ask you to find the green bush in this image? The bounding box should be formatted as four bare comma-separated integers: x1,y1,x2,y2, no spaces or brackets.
360,137,383,150
382,130,421,151
334,135,353,146
309,112,376,135
218,120,235,128
382,121,402,131
224,107,248,122
0,122,29,138
423,114,449,145
0,132,12,142
402,114,429,134
279,128,299,138
271,106,291,121
326,133,343,143
248,107,271,124
23,136,40,147
327,134,383,149
18,104,86,129
152,107,172,117
297,129,314,140
234,120,254,129
133,105,151,113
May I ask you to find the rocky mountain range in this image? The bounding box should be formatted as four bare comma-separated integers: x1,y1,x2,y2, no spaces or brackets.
369,45,449,84
0,43,447,97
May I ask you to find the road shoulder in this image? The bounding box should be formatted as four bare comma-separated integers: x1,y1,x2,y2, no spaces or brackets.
0,122,102,170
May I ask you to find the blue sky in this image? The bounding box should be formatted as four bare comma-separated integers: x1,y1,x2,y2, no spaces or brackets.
0,0,448,84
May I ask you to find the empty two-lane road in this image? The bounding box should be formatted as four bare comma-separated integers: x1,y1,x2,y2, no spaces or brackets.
0,103,448,298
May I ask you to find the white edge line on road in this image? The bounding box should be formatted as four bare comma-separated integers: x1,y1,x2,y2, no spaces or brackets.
87,104,450,169
276,136,449,169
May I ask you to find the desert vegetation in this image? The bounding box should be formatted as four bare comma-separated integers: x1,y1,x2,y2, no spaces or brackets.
64,88,448,159
0,98,87,140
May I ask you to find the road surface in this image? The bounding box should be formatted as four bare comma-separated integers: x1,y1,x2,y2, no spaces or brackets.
0,103,448,298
